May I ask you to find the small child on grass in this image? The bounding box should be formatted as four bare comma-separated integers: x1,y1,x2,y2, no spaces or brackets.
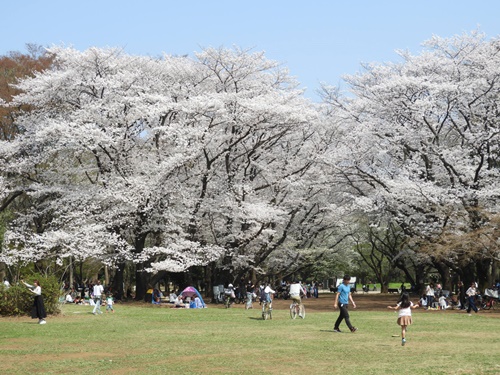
387,292,418,346
106,294,115,313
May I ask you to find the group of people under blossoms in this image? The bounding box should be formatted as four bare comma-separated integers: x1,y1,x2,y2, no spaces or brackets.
421,280,499,315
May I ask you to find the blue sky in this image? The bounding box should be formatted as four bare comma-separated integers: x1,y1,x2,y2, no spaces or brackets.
1,1,499,101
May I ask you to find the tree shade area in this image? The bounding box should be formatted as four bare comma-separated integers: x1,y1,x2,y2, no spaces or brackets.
0,31,499,302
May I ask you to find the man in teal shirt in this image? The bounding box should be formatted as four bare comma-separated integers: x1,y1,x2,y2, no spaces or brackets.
333,275,357,333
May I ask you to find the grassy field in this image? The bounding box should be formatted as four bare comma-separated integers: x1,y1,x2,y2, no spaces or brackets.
0,299,498,375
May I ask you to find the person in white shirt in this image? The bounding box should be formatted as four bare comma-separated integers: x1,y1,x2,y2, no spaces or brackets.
194,296,204,308
438,295,448,310
289,280,304,306
92,280,104,315
22,279,47,324
65,294,74,303
419,294,428,308
169,291,178,303
425,283,435,309
387,292,419,346
262,284,275,304
171,294,186,308
3,278,10,289
465,282,478,314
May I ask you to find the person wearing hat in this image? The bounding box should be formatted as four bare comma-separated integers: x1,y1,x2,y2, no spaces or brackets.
333,275,357,333
224,283,236,307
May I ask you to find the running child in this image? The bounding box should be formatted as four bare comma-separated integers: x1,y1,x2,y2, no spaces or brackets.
387,292,419,346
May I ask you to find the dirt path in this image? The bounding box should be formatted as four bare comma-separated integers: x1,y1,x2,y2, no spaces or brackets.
220,291,404,312
261,292,402,312
226,291,500,316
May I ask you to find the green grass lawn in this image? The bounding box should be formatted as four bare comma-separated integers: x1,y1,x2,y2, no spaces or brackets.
0,302,498,374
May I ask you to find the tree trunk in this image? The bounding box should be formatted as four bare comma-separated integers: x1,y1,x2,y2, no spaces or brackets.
395,263,416,288
414,263,426,295
380,275,389,293
203,264,212,299
69,257,74,289
434,261,452,291
462,263,476,290
209,262,217,301
134,233,149,301
476,259,492,291
136,267,149,302
111,263,125,301
490,260,498,288
104,265,109,287
0,262,6,283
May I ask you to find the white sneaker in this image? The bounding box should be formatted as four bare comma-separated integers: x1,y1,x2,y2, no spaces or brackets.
39,320,47,324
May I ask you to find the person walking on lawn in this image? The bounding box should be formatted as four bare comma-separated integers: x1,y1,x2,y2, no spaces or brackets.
92,280,104,315
333,275,357,333
465,281,479,315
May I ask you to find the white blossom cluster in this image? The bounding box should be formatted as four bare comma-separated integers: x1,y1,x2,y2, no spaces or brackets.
2,31,499,278
320,31,500,263
0,46,341,274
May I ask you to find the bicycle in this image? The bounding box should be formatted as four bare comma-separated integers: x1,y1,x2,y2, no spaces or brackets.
482,289,499,310
262,301,272,320
290,300,305,319
482,296,496,310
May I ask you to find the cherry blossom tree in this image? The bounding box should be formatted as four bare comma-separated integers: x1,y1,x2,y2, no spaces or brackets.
0,46,347,298
321,31,500,289
185,48,356,284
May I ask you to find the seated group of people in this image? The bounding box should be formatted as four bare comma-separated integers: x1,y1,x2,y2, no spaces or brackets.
65,293,112,306
418,294,460,310
65,294,98,305
169,292,204,308
419,294,451,309
65,294,85,304
151,289,204,308
65,287,204,308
